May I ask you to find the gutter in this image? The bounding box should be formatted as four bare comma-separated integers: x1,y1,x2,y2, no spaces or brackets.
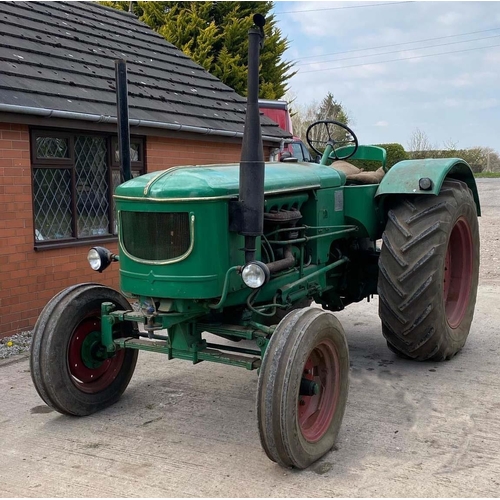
0,103,286,143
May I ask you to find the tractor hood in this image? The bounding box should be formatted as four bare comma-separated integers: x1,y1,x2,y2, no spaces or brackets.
114,162,345,201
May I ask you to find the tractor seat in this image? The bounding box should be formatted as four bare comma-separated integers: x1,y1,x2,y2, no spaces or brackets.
332,160,385,185
329,145,386,185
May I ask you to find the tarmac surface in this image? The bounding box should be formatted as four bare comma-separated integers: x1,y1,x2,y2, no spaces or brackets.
1,179,499,497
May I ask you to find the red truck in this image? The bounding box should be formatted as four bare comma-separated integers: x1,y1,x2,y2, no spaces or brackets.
258,99,313,162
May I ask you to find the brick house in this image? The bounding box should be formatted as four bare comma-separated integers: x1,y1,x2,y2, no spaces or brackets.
0,2,288,338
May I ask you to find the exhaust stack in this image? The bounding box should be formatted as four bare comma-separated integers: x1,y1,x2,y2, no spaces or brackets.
239,14,266,263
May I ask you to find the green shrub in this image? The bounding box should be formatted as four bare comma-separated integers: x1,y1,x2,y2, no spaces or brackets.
474,172,500,178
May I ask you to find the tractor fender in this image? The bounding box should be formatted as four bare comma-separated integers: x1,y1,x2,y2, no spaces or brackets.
375,158,480,216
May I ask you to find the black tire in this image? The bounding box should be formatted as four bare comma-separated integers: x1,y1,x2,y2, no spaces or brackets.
378,179,479,361
30,284,138,416
257,308,349,469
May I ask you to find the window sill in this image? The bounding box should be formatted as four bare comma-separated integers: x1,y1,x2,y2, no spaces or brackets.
34,236,118,251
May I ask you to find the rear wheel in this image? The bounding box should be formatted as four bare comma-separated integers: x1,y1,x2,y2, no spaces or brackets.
378,179,479,361
30,284,138,416
257,308,349,469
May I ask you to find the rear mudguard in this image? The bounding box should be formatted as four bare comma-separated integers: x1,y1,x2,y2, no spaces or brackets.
375,158,480,216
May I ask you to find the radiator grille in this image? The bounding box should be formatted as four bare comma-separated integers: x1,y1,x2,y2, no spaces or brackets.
121,212,191,261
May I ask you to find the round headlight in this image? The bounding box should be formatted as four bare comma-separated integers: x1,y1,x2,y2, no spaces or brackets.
87,248,102,271
241,261,270,289
87,246,114,273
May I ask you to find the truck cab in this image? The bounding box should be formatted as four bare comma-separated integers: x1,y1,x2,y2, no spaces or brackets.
258,99,313,162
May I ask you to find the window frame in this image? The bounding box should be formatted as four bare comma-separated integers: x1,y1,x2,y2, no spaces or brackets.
31,131,75,166
289,142,305,161
300,143,312,162
110,137,144,169
30,129,145,250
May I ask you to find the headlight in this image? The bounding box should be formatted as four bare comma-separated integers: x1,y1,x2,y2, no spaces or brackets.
87,246,114,273
241,261,270,289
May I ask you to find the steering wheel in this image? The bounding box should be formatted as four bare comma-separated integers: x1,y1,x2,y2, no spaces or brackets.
306,120,358,161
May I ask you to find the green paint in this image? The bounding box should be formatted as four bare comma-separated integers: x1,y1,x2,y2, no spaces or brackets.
117,200,231,299
80,331,105,369
299,188,346,264
279,257,349,303
344,185,382,239
208,266,240,309
335,145,387,171
376,158,480,215
101,153,479,372
115,162,344,200
114,337,260,370
319,144,386,170
101,302,116,353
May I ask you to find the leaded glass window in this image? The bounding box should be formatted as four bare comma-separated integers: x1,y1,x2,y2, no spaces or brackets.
33,169,72,240
35,136,70,159
31,131,145,246
75,136,110,238
114,142,140,163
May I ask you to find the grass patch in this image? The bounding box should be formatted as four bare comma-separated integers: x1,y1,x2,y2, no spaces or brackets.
474,172,500,178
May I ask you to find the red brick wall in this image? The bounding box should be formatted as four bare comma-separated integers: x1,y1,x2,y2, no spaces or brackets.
0,124,244,338
146,135,242,171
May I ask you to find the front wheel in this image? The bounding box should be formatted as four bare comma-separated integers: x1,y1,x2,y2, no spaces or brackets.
378,179,480,361
257,308,349,469
30,284,138,416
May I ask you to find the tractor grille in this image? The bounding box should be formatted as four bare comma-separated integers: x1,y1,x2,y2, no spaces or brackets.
121,212,190,261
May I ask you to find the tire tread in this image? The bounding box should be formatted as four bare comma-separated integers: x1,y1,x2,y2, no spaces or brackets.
378,179,479,361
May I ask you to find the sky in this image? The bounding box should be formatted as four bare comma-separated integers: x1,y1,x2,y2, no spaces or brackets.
272,1,500,152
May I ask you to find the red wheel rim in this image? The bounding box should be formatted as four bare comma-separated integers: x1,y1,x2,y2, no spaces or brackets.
298,339,340,443
443,217,473,329
67,315,124,394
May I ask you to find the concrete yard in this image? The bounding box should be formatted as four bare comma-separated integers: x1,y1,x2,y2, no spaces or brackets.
1,179,499,497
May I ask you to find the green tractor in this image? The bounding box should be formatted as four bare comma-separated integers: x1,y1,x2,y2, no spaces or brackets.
30,16,480,469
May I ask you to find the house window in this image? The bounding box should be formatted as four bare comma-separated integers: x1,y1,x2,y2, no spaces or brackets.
31,130,145,247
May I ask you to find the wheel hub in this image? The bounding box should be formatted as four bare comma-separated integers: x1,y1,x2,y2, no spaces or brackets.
444,217,473,329
300,378,320,396
68,316,125,393
297,339,340,443
81,331,106,369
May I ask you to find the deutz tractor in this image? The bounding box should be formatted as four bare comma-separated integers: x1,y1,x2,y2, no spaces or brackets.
30,16,480,469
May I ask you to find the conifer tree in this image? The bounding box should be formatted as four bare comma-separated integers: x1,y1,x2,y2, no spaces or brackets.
101,1,294,98
316,92,350,126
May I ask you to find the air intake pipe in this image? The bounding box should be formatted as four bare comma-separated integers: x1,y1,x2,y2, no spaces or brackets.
115,59,132,183
239,14,266,263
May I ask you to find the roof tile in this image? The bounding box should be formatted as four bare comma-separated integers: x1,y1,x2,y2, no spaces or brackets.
0,1,289,140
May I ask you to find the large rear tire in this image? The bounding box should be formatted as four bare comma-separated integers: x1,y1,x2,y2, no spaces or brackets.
257,308,349,469
30,284,138,416
378,179,479,361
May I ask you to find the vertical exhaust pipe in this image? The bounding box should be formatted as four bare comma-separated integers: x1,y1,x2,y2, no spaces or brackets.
239,14,266,263
115,59,132,183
